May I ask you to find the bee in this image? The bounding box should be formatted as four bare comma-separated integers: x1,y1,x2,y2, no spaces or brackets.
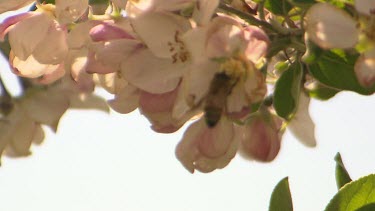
204,72,238,128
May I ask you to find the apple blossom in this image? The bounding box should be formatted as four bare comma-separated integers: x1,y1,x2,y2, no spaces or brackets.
138,85,200,133
0,9,68,84
126,0,196,18
176,107,283,173
175,117,238,173
0,0,34,14
55,0,89,24
120,11,192,94
0,0,366,179
180,16,268,121
304,2,375,88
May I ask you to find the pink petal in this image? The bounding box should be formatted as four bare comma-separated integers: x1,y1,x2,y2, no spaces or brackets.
243,25,269,63
139,88,178,113
238,114,281,162
108,84,140,114
86,50,116,74
0,12,35,41
90,23,134,42
175,118,237,173
33,22,68,65
91,39,141,72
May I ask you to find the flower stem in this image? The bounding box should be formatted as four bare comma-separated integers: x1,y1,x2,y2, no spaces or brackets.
218,3,277,33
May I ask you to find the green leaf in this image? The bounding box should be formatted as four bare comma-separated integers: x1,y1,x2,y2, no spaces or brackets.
287,0,316,7
307,50,375,95
308,83,340,101
89,0,110,4
335,153,352,189
35,0,110,6
266,36,292,58
325,174,375,211
264,0,293,16
302,38,325,64
356,203,375,211
273,62,303,120
269,177,293,211
321,0,354,8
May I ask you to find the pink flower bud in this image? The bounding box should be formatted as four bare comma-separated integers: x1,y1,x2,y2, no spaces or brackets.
239,114,282,162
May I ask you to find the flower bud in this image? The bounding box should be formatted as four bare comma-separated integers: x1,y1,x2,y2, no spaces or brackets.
239,114,282,162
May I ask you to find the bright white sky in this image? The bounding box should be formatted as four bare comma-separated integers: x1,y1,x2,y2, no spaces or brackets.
1,6,375,211
1,80,375,211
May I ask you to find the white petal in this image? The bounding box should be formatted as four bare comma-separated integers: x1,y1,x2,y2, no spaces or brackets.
21,89,70,131
55,0,89,24
355,0,375,16
69,93,110,113
182,27,208,63
226,82,248,113
6,116,36,157
131,11,191,58
184,61,219,106
243,66,267,103
305,3,359,49
67,20,101,49
0,119,14,156
34,63,65,85
172,79,195,119
354,52,375,88
8,12,52,60
108,84,140,114
33,23,68,65
92,39,141,70
11,54,60,78
287,93,317,147
0,0,34,13
192,0,219,25
154,0,195,11
121,48,185,94
4,106,36,157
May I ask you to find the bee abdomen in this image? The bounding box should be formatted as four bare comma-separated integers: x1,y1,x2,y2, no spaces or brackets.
204,105,222,128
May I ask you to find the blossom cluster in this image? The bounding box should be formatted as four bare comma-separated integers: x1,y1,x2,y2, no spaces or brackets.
1,0,372,173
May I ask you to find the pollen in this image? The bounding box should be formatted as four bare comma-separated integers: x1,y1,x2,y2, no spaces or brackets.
219,55,253,80
168,31,190,63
